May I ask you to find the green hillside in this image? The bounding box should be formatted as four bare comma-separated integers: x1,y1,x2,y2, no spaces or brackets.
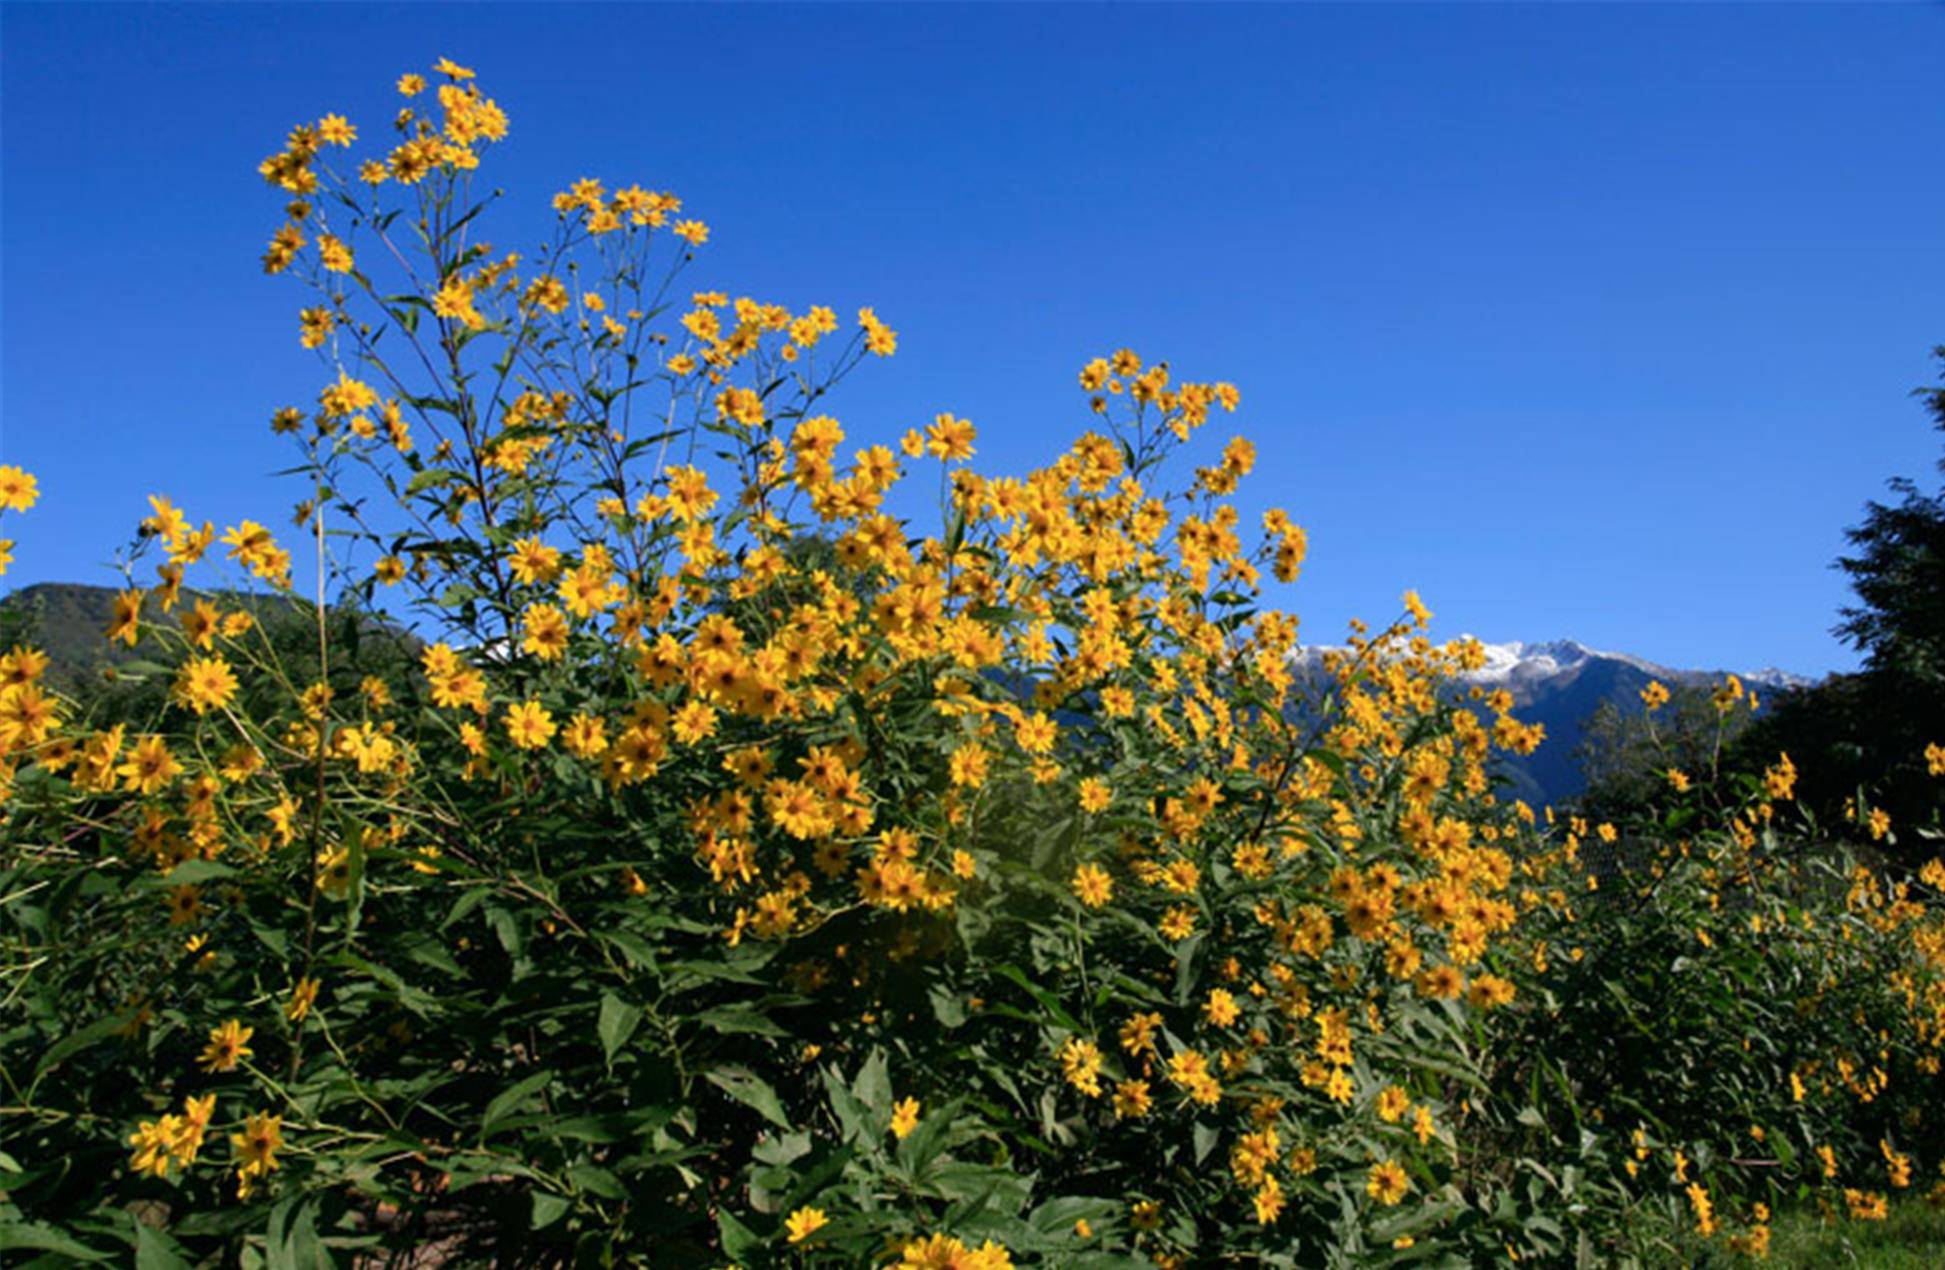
0,581,173,690
0,581,417,696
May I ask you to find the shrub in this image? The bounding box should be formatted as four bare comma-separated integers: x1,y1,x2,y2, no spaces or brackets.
2,60,1944,1268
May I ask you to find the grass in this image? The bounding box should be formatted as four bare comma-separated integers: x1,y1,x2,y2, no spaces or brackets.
1764,1199,1945,1268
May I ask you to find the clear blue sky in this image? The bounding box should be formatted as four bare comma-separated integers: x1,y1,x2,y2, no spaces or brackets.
4,3,1942,676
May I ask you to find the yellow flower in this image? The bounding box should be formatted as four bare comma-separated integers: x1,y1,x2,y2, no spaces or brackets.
119,735,182,795
947,742,990,789
890,1097,921,1139
317,234,354,274
175,655,239,715
1466,974,1516,1009
1118,1012,1161,1056
128,1117,177,1178
1845,1187,1889,1221
783,1206,828,1243
286,977,321,1023
1203,988,1240,1028
1112,1078,1152,1119
1014,711,1056,754
432,275,484,329
231,1110,284,1186
1416,964,1464,1000
521,604,570,661
859,306,897,356
1367,1159,1410,1205
508,536,563,584
895,1235,1012,1268
170,1094,217,1167
0,465,39,512
200,1018,255,1073
106,588,142,647
1159,906,1197,942
671,700,718,745
1071,863,1113,908
563,714,608,759
316,113,356,146
300,681,334,720
1058,1037,1104,1097
505,700,557,750
925,412,977,461
1253,1175,1285,1225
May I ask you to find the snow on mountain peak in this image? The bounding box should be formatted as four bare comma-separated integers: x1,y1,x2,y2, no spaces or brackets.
1453,638,1673,684
1290,636,1810,691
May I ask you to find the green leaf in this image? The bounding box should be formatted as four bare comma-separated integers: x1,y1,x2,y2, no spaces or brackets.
263,1195,329,1270
853,1047,891,1118
134,1225,192,1270
698,1005,790,1037
822,1064,868,1144
481,1069,556,1141
1172,933,1205,1006
31,1013,126,1084
440,886,491,931
929,986,967,1030
705,1066,791,1130
566,1163,627,1200
404,468,464,496
1027,1196,1120,1237
992,964,1082,1033
530,1192,571,1230
716,1209,760,1261
598,993,643,1066
161,859,239,887
1192,1119,1220,1166
895,1096,962,1179
0,1223,112,1261
598,927,660,969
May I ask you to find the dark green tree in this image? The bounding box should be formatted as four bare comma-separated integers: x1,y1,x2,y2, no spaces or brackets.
1836,346,1945,686
1731,349,1945,857
1573,680,1747,825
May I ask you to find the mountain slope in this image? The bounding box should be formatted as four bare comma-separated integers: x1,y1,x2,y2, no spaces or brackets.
1293,638,1814,809
6,580,1814,812
0,581,414,693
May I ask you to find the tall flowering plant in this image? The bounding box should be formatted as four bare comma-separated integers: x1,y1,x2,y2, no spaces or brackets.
2,60,1943,1268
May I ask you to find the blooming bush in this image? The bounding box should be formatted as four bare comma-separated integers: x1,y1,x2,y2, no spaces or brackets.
2,61,1944,1267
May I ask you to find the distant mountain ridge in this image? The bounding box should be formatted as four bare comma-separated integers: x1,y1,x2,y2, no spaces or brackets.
1291,638,1817,808
0,581,407,691
1442,638,1811,694
5,579,1812,810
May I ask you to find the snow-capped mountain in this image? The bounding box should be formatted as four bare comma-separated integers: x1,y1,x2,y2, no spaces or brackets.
1289,637,1817,807
1447,638,1811,694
